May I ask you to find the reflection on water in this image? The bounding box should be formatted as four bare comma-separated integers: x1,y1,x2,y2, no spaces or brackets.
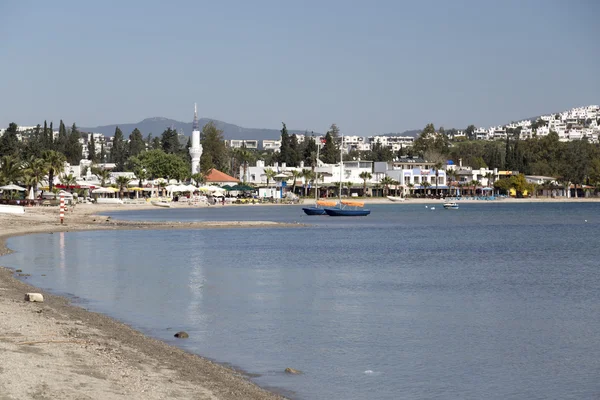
3,203,600,400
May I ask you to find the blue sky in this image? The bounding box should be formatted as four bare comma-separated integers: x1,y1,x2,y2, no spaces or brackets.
1,0,598,134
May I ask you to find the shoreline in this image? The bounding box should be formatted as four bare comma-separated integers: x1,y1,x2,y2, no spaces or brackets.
0,204,295,400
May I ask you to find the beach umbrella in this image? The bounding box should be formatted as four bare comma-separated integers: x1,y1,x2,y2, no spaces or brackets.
0,184,26,191
28,187,35,200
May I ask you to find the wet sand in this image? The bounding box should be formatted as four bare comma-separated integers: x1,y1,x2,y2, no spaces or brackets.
0,204,294,400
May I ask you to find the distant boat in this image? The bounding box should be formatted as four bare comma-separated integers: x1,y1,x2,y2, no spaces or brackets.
302,144,333,216
151,201,171,208
323,137,370,217
443,202,459,209
324,200,371,217
303,200,337,215
386,196,406,202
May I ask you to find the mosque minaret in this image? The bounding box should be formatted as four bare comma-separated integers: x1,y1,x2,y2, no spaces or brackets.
189,103,203,177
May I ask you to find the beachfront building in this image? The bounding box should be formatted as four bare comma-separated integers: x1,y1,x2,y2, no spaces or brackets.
384,168,447,196
204,169,239,186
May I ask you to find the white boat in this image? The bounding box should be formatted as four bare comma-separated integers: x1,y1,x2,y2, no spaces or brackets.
443,202,459,209
151,201,171,208
386,196,406,202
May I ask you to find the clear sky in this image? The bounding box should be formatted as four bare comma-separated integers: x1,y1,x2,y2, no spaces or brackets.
1,0,598,134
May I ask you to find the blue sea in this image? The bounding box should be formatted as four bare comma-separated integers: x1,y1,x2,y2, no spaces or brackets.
3,203,600,400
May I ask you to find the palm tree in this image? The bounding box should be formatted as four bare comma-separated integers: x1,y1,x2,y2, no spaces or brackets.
359,171,372,197
235,147,254,183
59,174,77,193
23,158,46,194
134,166,148,188
290,170,303,195
190,172,206,187
42,150,66,192
484,172,495,196
0,155,23,185
92,166,111,187
263,168,277,188
345,181,353,197
302,169,314,197
391,179,400,196
423,181,432,196
380,176,395,197
407,182,414,197
115,176,131,199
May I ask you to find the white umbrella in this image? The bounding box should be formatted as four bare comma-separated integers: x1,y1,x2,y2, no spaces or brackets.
0,184,26,191
28,187,34,200
92,187,117,194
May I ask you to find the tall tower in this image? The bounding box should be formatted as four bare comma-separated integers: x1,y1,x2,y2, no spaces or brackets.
189,103,203,178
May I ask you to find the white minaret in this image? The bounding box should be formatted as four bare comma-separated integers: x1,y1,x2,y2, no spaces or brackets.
189,103,203,177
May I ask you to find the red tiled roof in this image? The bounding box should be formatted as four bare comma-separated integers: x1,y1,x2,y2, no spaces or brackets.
205,169,239,183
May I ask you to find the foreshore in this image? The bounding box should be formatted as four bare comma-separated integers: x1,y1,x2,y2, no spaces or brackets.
0,204,295,400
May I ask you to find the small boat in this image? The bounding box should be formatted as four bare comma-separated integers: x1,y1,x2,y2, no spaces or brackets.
443,202,459,209
386,196,406,202
324,200,371,217
151,201,171,208
303,200,336,215
323,137,371,217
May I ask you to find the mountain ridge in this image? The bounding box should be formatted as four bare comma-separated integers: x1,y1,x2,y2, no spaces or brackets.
81,118,315,141
82,117,422,141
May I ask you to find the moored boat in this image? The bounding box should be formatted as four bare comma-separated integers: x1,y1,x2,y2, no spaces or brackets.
303,200,336,215
151,201,172,208
324,200,371,216
386,196,406,202
443,202,459,209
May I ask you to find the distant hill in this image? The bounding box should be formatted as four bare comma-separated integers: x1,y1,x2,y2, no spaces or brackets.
81,117,310,141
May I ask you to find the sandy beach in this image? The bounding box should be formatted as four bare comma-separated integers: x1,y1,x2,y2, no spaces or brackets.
0,203,296,400
1,197,598,399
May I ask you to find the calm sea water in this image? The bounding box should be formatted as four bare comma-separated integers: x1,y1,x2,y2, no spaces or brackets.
4,203,600,400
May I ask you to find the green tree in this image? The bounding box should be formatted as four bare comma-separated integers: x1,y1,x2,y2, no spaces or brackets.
235,145,254,183
91,166,111,187
136,149,189,181
64,123,83,164
42,150,66,192
328,123,340,139
111,126,127,171
200,122,228,173
359,171,372,196
278,122,292,165
100,142,106,163
321,132,338,164
128,128,145,157
23,157,47,193
0,155,23,185
160,127,180,155
264,168,277,188
0,123,21,157
115,176,131,199
59,173,77,192
380,176,395,196
302,136,318,167
22,124,44,159
55,120,68,154
87,134,97,162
